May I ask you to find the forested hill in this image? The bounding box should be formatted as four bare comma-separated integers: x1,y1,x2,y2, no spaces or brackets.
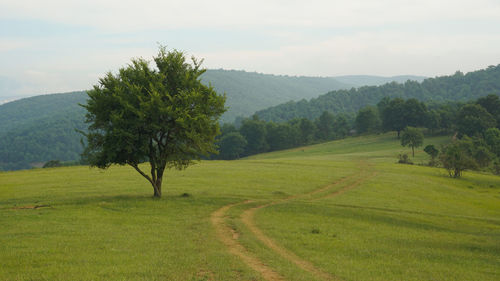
0,92,87,170
202,70,352,122
255,65,500,122
0,91,87,133
1,70,424,170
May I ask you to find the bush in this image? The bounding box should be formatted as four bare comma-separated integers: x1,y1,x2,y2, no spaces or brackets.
398,153,413,165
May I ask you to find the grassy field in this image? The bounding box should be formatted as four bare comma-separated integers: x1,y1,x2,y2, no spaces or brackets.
1,133,499,280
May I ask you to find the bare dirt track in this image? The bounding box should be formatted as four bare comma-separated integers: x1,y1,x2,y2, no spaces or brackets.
210,162,376,281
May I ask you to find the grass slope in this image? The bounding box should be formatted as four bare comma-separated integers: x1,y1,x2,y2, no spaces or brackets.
0,133,499,280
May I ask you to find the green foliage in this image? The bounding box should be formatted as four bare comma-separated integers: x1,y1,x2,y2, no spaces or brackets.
82,47,226,197
239,117,269,156
42,160,62,168
217,132,247,160
256,65,500,123
315,111,336,141
476,94,500,127
381,98,427,137
398,153,413,164
0,109,87,170
202,70,352,123
423,144,439,166
485,128,500,157
457,104,496,137
355,106,381,134
401,127,424,157
440,139,479,178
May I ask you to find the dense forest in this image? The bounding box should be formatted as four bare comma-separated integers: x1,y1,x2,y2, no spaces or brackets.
0,92,87,170
256,65,500,122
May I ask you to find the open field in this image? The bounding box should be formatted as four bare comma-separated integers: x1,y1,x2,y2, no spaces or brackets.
1,133,499,280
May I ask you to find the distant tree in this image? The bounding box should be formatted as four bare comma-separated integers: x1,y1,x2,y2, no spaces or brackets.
239,117,268,155
315,111,335,140
424,144,439,166
401,126,424,157
217,132,247,160
333,115,350,139
485,128,500,157
81,47,226,197
476,94,500,127
355,106,381,134
457,104,496,137
403,98,427,127
296,118,316,145
382,98,406,137
266,122,298,151
424,110,441,134
440,140,478,178
219,123,237,136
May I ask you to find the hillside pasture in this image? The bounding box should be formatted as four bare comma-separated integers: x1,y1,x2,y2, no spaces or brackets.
0,133,499,280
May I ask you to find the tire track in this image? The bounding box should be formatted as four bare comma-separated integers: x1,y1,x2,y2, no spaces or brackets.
211,163,376,281
210,202,286,281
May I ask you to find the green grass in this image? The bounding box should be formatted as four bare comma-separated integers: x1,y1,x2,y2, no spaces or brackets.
1,133,499,280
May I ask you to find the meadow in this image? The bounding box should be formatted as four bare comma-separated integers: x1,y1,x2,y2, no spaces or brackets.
0,133,499,280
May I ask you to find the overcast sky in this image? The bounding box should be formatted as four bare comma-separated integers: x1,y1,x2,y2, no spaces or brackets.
1,0,500,98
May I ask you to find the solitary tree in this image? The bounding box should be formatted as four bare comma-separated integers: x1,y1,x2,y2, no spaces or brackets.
439,140,478,178
401,126,424,157
81,47,226,197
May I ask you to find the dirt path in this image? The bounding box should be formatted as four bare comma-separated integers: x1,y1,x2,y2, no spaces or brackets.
210,163,376,281
210,202,286,281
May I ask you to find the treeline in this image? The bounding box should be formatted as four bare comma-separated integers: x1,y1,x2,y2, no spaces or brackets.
256,65,500,122
215,94,500,176
212,113,354,159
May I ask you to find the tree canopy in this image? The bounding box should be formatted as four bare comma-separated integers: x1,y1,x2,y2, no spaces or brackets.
401,126,424,157
81,47,226,197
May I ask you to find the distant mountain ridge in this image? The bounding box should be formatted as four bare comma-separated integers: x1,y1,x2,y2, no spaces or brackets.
334,75,425,87
255,65,500,122
0,69,431,170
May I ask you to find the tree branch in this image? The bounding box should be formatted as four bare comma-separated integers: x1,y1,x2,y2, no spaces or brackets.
128,163,160,195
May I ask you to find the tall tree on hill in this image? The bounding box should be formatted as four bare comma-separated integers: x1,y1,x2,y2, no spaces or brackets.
81,47,226,198
401,126,424,157
382,98,406,137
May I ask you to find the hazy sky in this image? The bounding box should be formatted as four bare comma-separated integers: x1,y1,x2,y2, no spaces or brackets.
1,0,500,97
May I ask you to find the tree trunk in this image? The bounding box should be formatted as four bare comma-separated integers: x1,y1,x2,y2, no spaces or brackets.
153,178,162,198
412,146,415,157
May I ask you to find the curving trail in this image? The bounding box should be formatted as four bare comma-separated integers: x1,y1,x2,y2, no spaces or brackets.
210,162,376,281
211,202,286,281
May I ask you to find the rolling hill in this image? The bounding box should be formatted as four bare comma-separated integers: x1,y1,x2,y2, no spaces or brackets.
0,70,424,170
256,65,500,122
